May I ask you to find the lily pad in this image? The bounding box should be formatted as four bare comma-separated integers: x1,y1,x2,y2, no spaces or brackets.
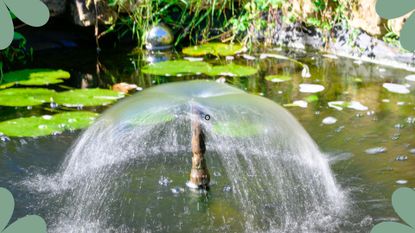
383,83,410,94
131,112,175,126
206,63,258,77
141,60,212,76
182,43,244,56
54,89,125,107
0,111,98,137
328,101,368,111
0,69,70,88
212,121,264,137
265,75,292,83
0,88,56,106
299,84,325,93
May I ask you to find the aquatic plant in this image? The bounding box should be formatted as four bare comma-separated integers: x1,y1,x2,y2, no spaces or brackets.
0,111,98,137
0,69,70,88
182,43,244,56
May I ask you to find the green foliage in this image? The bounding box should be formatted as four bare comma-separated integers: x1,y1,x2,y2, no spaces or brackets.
141,60,258,77
53,89,125,107
0,69,70,88
182,43,244,56
0,32,33,71
265,74,291,82
0,88,56,106
0,112,98,137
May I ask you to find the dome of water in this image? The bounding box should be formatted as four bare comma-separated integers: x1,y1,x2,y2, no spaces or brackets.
31,80,346,232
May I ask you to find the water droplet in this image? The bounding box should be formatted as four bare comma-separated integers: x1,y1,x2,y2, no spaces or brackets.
27,106,33,110
382,99,390,103
322,116,337,125
405,74,415,82
335,126,345,133
355,113,364,118
397,102,405,106
171,187,184,194
213,171,222,177
395,124,405,129
396,180,408,185
299,84,325,93
395,155,408,161
365,147,387,155
383,83,410,94
314,111,320,115
0,136,10,142
223,185,232,192
42,115,53,120
158,176,172,186
38,125,47,129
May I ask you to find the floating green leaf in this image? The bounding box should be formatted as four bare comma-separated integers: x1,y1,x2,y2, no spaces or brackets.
182,43,244,56
0,88,56,106
131,112,175,125
212,121,264,137
0,69,70,88
54,89,124,107
0,111,98,137
206,63,258,77
265,75,292,82
142,60,212,76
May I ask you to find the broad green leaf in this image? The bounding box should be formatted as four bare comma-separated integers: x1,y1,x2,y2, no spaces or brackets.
392,188,415,229
212,121,264,137
0,111,98,137
142,60,212,76
131,112,175,125
182,43,244,56
0,69,70,88
0,88,56,106
265,75,291,82
206,63,258,77
305,95,319,103
54,88,124,107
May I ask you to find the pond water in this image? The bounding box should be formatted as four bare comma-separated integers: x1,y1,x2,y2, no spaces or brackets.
1,46,414,232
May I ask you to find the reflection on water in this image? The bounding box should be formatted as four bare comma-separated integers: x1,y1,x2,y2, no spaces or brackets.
0,47,414,232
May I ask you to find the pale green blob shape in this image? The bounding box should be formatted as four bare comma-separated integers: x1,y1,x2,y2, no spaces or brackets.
265,74,292,82
376,0,415,51
400,13,415,51
0,111,99,137
212,121,264,138
205,63,258,77
0,88,56,106
0,69,70,88
370,188,415,233
376,0,415,19
54,88,125,107
0,0,49,49
182,43,244,56
142,60,212,76
0,187,47,233
0,2,14,50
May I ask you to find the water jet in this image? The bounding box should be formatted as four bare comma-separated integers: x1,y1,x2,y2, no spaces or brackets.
36,80,345,232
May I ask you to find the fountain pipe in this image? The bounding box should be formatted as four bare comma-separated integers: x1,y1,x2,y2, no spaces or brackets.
188,105,210,189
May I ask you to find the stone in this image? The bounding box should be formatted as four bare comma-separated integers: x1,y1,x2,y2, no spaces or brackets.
341,0,386,36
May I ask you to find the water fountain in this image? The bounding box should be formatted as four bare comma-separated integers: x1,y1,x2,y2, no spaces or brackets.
32,80,346,232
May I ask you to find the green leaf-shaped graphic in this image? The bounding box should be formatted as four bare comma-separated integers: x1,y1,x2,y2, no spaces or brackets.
0,187,46,233
370,188,415,233
0,0,50,49
376,0,415,51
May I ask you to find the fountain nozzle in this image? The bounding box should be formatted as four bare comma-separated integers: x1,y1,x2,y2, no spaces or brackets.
188,105,210,189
